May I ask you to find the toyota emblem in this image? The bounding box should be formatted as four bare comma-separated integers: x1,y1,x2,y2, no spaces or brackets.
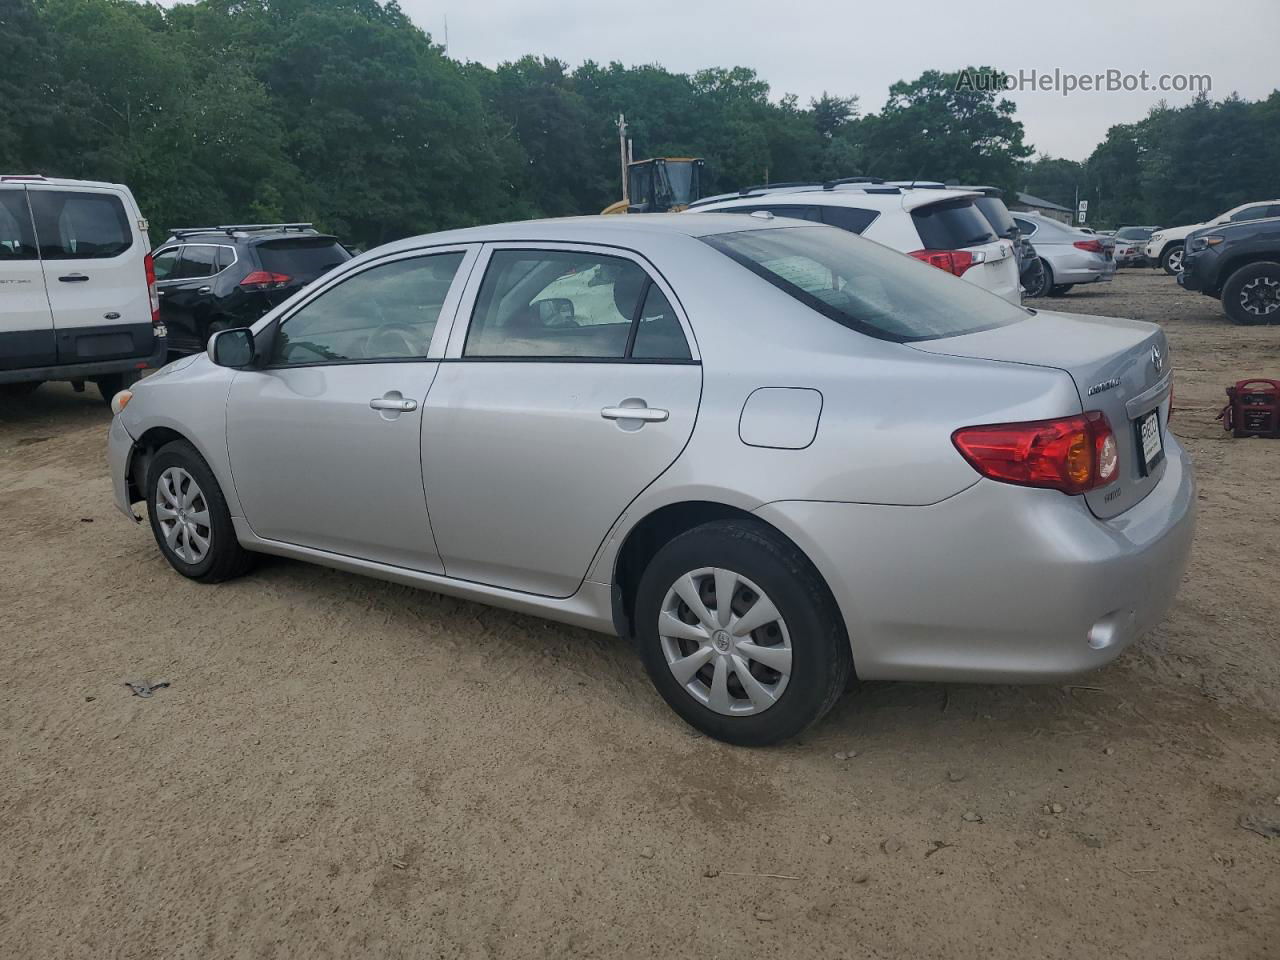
1151,345,1163,373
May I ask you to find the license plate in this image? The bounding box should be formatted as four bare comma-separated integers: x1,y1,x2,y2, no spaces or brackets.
1137,410,1163,473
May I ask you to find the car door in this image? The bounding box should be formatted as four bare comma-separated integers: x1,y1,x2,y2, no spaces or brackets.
0,186,55,370
157,243,218,352
225,245,478,571
25,185,152,365
421,243,702,598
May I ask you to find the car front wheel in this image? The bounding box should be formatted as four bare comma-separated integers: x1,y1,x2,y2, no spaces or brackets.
1161,244,1184,275
1222,261,1280,325
146,440,254,582
635,519,850,746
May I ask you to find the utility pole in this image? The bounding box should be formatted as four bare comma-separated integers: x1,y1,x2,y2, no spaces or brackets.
617,114,629,203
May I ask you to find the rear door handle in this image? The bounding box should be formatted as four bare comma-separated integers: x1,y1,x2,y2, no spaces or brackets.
601,404,668,422
197,286,212,294
58,274,89,283
370,396,418,412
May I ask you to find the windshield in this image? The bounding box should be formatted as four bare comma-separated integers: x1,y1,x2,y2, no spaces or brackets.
973,196,1018,238
912,198,997,248
1115,227,1152,240
704,225,1027,343
255,237,351,282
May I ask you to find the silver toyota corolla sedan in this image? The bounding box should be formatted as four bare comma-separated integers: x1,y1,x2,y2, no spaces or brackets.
107,214,1195,745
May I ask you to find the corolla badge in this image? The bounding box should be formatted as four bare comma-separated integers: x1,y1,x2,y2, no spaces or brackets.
1087,378,1122,396
1151,346,1163,373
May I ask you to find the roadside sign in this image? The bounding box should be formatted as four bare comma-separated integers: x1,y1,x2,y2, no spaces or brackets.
1078,200,1088,212
1078,211,1087,224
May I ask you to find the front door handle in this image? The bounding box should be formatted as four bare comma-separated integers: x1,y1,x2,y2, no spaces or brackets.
197,286,212,294
58,273,89,283
370,394,418,412
601,403,669,422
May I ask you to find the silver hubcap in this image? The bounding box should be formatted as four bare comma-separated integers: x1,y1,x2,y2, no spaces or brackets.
1240,276,1280,316
155,466,211,564
1168,248,1183,272
659,567,792,716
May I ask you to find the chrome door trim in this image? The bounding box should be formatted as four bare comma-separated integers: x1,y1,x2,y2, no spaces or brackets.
441,241,701,362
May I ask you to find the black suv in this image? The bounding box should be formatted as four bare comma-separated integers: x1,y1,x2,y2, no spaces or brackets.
152,223,351,353
1180,217,1280,325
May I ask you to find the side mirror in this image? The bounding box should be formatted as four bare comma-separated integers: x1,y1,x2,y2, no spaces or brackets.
209,327,255,368
535,297,575,325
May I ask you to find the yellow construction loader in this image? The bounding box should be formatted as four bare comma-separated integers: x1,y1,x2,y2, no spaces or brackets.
601,115,704,214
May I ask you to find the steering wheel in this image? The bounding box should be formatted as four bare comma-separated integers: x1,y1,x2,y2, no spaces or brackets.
364,323,425,358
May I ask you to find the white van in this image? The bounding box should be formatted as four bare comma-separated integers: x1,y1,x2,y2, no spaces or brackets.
0,175,165,401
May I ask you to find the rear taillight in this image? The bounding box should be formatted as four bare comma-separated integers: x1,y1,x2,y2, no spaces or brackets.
239,270,291,289
1073,239,1105,253
144,252,160,325
952,412,1118,495
909,249,985,276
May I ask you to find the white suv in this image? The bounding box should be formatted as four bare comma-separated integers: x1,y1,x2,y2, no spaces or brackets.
688,179,1021,304
0,175,165,401
1145,200,1280,275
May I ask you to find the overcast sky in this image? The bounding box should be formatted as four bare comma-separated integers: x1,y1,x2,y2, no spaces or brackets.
397,0,1279,160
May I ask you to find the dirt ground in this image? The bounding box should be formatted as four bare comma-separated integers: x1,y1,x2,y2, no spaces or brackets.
1,270,1278,959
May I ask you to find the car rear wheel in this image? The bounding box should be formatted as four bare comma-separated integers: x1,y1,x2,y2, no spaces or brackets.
634,519,850,746
1023,259,1051,298
1222,261,1280,325
1161,244,1184,275
146,440,254,583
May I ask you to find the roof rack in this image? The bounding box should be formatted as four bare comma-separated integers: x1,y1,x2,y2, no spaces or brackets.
0,174,49,182
167,222,315,239
737,181,824,195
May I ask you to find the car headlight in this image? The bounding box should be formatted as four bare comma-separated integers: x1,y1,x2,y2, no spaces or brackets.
1149,232,1163,243
110,390,133,416
1188,235,1223,252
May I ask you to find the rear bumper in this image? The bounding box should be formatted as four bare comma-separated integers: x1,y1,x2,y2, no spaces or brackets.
0,334,167,385
755,433,1196,683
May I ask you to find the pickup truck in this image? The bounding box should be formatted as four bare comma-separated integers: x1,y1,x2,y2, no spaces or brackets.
1180,216,1280,325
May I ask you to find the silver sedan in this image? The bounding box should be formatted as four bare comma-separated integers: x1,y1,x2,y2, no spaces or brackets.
1013,211,1118,297
107,214,1195,745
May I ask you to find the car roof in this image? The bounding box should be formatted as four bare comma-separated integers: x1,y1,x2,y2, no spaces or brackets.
0,174,129,190
369,213,811,258
689,186,981,215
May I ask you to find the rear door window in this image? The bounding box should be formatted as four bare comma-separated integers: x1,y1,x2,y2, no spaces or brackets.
172,245,217,279
27,190,133,259
465,251,651,359
0,190,37,259
255,237,350,283
912,198,997,250
629,284,691,360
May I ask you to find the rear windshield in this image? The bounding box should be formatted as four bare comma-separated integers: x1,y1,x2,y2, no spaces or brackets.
912,198,997,249
972,196,1017,238
1115,227,1152,240
704,225,1027,343
255,237,351,281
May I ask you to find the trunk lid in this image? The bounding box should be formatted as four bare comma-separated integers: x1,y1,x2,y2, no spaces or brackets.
911,309,1172,518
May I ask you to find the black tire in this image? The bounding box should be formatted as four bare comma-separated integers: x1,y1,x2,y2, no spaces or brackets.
146,439,254,583
1221,261,1280,326
94,370,141,404
1047,283,1074,297
0,381,42,398
634,519,851,746
1023,259,1051,298
1160,243,1184,275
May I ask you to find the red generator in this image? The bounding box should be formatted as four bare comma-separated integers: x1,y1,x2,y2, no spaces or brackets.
1219,379,1280,438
